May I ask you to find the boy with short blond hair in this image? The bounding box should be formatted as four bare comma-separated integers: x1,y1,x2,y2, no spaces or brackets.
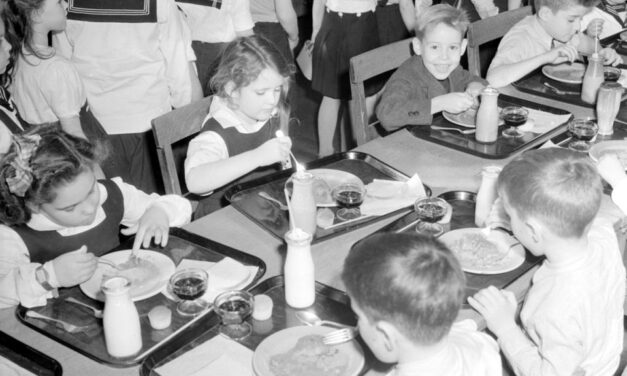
487,0,622,87
376,4,487,131
342,233,502,376
469,148,625,376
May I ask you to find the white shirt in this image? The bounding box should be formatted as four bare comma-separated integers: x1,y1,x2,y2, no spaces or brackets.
611,177,627,214
11,46,86,125
178,0,254,43
53,0,196,134
0,177,192,309
326,0,377,13
387,320,502,376
499,217,625,376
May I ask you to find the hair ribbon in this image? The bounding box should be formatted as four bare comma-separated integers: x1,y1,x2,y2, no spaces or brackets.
6,134,41,197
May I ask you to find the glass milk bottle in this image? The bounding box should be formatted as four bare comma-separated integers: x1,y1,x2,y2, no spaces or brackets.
103,277,142,358
596,82,622,135
475,165,502,228
284,228,315,308
475,87,500,143
289,171,317,236
581,53,604,104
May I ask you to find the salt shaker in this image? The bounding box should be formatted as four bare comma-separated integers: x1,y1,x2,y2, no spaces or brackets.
581,53,604,104
475,165,502,228
284,228,315,308
596,82,623,135
289,171,317,236
475,86,500,143
103,277,142,358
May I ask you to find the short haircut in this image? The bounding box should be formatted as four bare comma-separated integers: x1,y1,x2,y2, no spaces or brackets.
342,233,466,345
498,148,602,238
414,4,469,40
534,0,598,12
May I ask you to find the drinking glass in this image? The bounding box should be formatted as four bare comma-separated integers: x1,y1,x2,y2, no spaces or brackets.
332,182,366,221
214,290,254,340
567,119,598,152
604,66,621,82
414,197,448,237
169,268,209,316
501,106,529,138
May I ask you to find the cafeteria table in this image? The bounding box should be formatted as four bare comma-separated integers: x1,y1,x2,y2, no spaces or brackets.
1,85,624,376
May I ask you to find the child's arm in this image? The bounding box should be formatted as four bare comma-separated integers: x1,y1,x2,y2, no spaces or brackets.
487,44,578,88
311,0,327,42
597,154,627,214
275,0,299,51
232,0,254,37
185,136,292,194
575,34,623,66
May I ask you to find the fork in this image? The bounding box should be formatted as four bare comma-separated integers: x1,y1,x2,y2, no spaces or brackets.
98,258,120,270
431,126,476,135
322,327,357,345
26,310,86,333
65,297,103,318
543,82,579,96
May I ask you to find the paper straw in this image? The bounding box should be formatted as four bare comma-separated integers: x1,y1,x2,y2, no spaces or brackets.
284,188,296,231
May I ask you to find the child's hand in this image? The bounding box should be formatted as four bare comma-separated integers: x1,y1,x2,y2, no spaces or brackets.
586,18,604,39
465,82,485,108
468,286,518,338
121,205,170,251
599,47,623,66
597,154,627,188
438,92,475,114
256,137,292,167
52,246,98,287
547,44,578,65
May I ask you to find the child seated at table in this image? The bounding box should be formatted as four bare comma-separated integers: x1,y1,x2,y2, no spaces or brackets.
376,4,487,131
581,0,626,39
486,0,622,88
0,126,192,308
469,148,625,376
184,35,293,218
342,233,502,376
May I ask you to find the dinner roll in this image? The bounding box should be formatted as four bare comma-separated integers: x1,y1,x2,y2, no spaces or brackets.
253,294,273,321
148,305,172,330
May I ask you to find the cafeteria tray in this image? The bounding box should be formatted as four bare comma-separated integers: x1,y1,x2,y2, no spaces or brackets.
409,94,573,159
15,228,266,367
224,151,431,244
0,330,62,375
140,275,386,376
367,190,542,300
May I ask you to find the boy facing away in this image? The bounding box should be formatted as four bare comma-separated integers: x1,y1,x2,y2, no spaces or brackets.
487,0,622,87
376,4,487,131
342,233,502,376
469,148,625,376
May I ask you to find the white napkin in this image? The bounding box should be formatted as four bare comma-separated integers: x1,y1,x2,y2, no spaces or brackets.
155,334,254,376
163,257,258,303
361,174,427,216
516,108,571,134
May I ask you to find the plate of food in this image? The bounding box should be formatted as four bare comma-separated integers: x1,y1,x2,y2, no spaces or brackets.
589,140,627,167
542,62,586,84
307,169,363,207
253,326,365,376
80,250,176,301
439,228,525,274
442,108,504,128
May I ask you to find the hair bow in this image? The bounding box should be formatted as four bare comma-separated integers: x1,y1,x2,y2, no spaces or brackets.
6,134,41,197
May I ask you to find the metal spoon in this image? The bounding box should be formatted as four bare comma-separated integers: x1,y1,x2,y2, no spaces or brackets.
65,297,103,318
431,126,476,135
543,82,579,96
295,311,349,328
258,191,289,210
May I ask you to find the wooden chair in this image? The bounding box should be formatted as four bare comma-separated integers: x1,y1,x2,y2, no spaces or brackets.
152,96,213,196
466,6,533,77
349,37,414,146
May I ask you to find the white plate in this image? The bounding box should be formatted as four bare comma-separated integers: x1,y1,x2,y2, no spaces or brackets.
80,250,176,302
542,62,586,84
440,228,525,274
253,326,364,376
308,169,363,207
589,140,627,167
443,108,504,128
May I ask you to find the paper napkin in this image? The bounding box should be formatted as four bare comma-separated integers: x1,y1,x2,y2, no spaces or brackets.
155,334,254,376
361,174,427,216
517,109,572,134
163,257,257,302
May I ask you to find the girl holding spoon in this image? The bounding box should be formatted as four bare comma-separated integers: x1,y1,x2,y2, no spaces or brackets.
185,35,295,218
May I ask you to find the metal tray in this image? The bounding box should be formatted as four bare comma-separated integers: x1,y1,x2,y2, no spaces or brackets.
16,228,266,367
0,330,62,375
140,275,387,376
224,151,431,244
368,190,542,300
409,94,573,159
